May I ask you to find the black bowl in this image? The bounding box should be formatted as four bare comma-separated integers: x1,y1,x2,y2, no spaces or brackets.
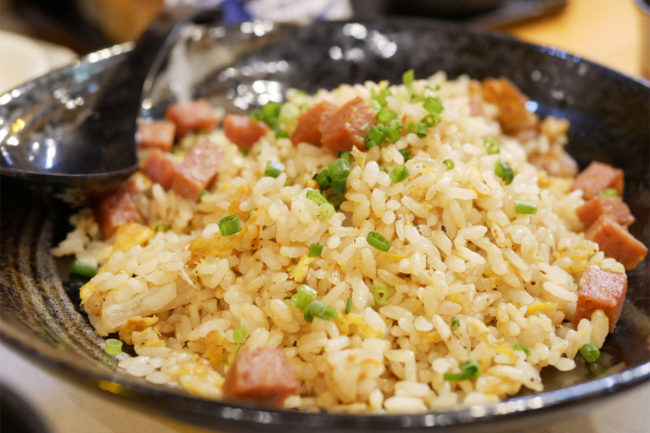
0,18,648,433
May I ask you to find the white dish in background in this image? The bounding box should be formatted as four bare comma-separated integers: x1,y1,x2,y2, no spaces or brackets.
0,30,76,93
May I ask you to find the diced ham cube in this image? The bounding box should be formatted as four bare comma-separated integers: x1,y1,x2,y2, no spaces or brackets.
141,149,177,189
572,161,624,200
165,99,219,138
223,348,299,407
94,188,141,238
529,145,578,178
585,215,648,270
171,137,222,201
576,196,635,228
481,77,538,135
290,101,337,146
223,114,268,150
320,97,377,152
573,266,627,332
137,120,176,151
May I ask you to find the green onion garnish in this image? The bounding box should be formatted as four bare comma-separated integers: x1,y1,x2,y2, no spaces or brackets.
399,148,411,162
199,189,209,201
515,200,537,215
423,96,443,114
307,190,328,205
264,161,285,178
328,158,351,180
241,149,249,156
425,83,440,91
275,129,290,139
218,214,242,236
442,159,455,170
233,326,248,344
367,231,391,252
415,122,429,138
514,342,531,357
319,202,335,219
451,316,460,331
290,285,317,310
374,88,392,107
305,300,338,320
371,282,391,306
308,244,323,257
364,124,386,149
443,360,481,381
402,69,414,91
313,171,331,190
600,188,618,197
377,109,398,124
279,102,300,120
154,222,170,233
337,151,353,163
420,113,438,127
483,137,500,155
345,297,352,314
389,164,410,183
304,312,314,322
579,343,601,363
494,159,515,185
104,338,123,355
70,260,98,278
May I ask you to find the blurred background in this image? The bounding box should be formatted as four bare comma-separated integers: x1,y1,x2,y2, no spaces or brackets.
0,0,646,94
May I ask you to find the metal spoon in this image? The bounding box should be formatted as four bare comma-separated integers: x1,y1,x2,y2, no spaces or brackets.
0,7,223,204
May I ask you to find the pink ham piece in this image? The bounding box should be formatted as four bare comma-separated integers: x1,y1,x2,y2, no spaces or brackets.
320,97,377,152
290,101,337,146
585,215,648,271
94,188,141,238
223,348,299,407
171,136,222,201
572,161,624,200
141,149,176,189
575,196,635,228
137,120,175,151
223,114,268,150
573,266,627,332
165,99,219,138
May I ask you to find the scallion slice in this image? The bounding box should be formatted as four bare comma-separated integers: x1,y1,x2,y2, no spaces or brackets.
514,342,531,357
367,231,391,252
218,214,242,236
327,158,351,179
483,137,500,155
423,96,443,114
290,285,317,310
402,69,414,91
442,159,455,170
308,244,323,257
371,282,391,306
279,102,300,120
319,202,335,219
305,300,337,320
104,338,123,355
399,148,412,162
337,151,353,163
494,159,515,185
443,360,481,381
364,124,386,149
306,190,328,205
154,222,170,233
515,200,537,214
233,326,248,344
264,161,285,178
70,260,98,278
345,297,352,314
389,164,410,183
451,316,460,331
377,109,398,124
275,129,290,139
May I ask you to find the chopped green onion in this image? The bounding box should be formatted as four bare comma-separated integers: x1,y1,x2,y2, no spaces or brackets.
586,360,607,377
402,69,414,91
423,96,443,114
579,343,601,363
304,312,314,322
384,124,402,142
514,342,531,357
275,129,290,139
305,300,338,320
515,200,537,215
252,102,282,130
345,297,352,314
371,88,392,108
319,202,336,218
367,231,391,252
483,137,500,155
233,326,248,344
425,84,440,91
370,304,379,312
264,161,285,178
218,214,242,236
70,260,98,278
199,189,209,201
442,159,455,170
369,99,382,111
328,158,351,179
154,222,170,233
313,171,331,190
415,122,429,138
290,285,317,310
399,148,411,162
390,164,410,183
377,109,398,124
494,159,515,185
241,149,249,156
600,188,618,197
420,113,438,127
279,102,300,120
443,360,481,381
371,282,391,306
308,244,323,257
451,316,460,331
338,151,353,163
306,190,328,205
263,102,282,118
104,338,123,355
406,122,418,134
364,124,386,149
